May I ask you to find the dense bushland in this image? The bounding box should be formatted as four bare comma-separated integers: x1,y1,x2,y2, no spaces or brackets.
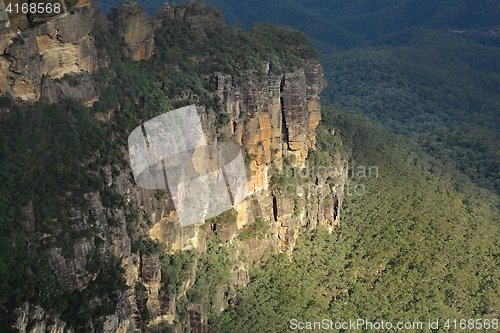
211,109,500,332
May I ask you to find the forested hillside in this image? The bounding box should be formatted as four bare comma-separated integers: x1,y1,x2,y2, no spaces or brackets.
3,0,500,331
0,2,320,330
211,108,500,332
93,0,500,198
207,0,500,50
320,29,500,195
321,29,500,133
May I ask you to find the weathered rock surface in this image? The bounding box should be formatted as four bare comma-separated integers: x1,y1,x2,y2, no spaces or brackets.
15,303,71,333
4,29,41,100
41,72,97,105
0,0,11,54
14,60,343,333
12,3,347,333
0,0,99,102
109,1,154,61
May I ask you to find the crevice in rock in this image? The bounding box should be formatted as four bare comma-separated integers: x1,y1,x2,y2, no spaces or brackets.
272,197,278,222
333,195,339,221
279,75,288,145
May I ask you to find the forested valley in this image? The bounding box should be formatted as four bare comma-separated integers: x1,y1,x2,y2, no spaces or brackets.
2,0,500,331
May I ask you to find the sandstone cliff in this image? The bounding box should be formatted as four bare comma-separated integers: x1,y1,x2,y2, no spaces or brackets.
0,0,163,103
68,63,343,333
0,0,103,102
10,2,347,333
109,1,154,61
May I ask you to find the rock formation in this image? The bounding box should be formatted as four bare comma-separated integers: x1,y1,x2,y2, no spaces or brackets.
0,0,161,102
109,1,154,61
10,2,348,332
0,0,11,53
152,2,225,38
64,61,344,332
0,0,100,102
208,61,343,254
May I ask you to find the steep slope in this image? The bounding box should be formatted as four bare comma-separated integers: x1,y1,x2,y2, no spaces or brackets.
211,108,500,332
320,29,500,196
321,29,500,134
0,1,344,332
0,0,106,103
208,0,500,49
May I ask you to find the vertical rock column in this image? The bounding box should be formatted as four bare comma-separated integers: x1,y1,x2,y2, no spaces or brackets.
4,30,41,100
110,1,154,61
281,62,326,166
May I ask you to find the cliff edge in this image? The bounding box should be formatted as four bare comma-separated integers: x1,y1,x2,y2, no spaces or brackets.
6,2,347,332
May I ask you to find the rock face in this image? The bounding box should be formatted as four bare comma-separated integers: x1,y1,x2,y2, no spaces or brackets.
13,63,344,332
95,62,342,333
11,2,347,333
109,1,154,61
36,7,99,78
4,29,42,100
0,0,99,102
0,0,158,103
210,62,343,254
41,72,98,105
0,0,11,53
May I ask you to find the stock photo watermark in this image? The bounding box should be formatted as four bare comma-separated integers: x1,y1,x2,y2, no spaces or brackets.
128,104,248,228
262,162,379,198
128,105,379,228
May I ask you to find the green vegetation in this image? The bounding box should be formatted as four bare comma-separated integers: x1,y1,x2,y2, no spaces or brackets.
94,1,500,200
93,0,500,201
418,125,500,195
211,109,500,332
3,0,500,330
92,1,318,132
186,234,236,317
208,0,500,50
0,100,126,332
96,0,500,50
0,4,318,330
319,30,500,196
206,207,238,227
239,217,270,240
0,96,12,108
148,7,319,100
161,249,196,294
132,238,163,254
155,234,237,330
321,30,500,135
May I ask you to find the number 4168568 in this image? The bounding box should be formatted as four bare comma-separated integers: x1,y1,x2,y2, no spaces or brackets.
443,319,499,330
6,2,61,14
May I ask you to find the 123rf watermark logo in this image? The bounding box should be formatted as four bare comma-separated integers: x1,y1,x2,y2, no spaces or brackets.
263,162,379,198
